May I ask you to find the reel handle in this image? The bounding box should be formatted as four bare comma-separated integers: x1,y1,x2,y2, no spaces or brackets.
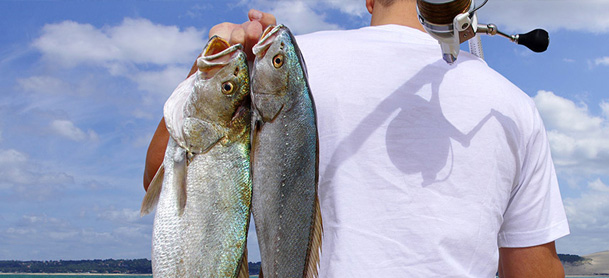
516,29,549,53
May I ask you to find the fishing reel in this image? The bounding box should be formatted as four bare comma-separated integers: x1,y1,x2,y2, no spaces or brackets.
416,0,549,64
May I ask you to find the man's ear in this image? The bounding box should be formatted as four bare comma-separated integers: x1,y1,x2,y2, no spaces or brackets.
366,0,375,14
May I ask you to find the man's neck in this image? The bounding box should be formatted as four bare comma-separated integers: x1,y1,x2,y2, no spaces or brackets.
370,1,426,32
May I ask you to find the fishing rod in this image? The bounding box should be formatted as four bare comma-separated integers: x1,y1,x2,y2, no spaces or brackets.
416,0,549,64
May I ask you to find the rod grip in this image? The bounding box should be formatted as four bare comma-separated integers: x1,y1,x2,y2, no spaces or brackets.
517,29,549,53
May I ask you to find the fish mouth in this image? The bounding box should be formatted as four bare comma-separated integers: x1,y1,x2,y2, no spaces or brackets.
202,36,243,60
252,24,284,58
231,94,251,122
198,36,244,79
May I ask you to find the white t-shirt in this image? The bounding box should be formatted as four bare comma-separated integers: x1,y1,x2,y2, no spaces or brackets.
295,25,569,277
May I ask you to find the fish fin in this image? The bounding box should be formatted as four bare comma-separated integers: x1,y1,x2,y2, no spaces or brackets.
304,195,323,278
250,118,262,168
237,246,249,278
183,117,224,154
140,164,165,216
173,148,188,216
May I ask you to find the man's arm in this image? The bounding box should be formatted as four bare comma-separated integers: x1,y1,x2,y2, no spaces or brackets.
142,9,277,191
498,241,564,278
143,118,170,191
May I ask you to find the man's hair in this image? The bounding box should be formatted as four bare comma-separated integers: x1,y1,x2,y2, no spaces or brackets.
376,0,414,7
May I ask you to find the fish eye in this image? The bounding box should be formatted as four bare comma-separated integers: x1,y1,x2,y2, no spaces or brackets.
273,54,284,68
221,81,235,94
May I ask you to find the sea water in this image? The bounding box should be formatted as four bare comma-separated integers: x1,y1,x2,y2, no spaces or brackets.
0,274,261,278
5,274,606,278
0,276,258,278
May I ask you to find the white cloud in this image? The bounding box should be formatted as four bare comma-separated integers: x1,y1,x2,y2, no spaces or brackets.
558,177,609,255
601,101,609,119
594,56,609,66
97,207,141,224
480,0,609,33
28,18,204,108
0,149,74,201
245,0,344,35
50,119,96,142
535,90,602,133
0,149,36,187
134,65,190,101
563,178,609,235
324,0,368,17
270,1,342,35
17,76,71,95
0,149,28,165
33,18,206,68
533,91,609,173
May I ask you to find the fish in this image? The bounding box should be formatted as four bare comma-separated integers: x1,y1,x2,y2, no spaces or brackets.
141,36,252,278
250,24,322,278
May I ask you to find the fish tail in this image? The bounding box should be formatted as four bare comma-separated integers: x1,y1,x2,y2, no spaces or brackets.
304,194,323,278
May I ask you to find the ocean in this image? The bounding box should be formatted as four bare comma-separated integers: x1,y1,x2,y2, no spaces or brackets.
0,275,603,278
0,274,262,278
0,276,263,278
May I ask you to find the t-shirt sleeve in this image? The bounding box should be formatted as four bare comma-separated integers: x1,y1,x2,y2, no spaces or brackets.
497,105,570,248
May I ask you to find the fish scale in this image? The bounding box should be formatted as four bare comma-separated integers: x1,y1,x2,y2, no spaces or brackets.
251,24,322,278
141,36,251,278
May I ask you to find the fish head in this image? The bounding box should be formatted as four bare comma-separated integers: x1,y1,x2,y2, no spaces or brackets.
188,36,250,126
252,25,307,122
177,37,251,153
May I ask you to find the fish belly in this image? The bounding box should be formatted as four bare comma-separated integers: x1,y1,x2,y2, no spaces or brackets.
152,138,251,277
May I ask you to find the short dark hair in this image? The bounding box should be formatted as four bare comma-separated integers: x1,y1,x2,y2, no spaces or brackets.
376,0,413,7
377,0,398,7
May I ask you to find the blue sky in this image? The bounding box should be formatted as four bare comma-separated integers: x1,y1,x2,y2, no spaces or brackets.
1,0,608,262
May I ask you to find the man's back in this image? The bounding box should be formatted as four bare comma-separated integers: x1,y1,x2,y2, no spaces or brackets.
296,24,569,277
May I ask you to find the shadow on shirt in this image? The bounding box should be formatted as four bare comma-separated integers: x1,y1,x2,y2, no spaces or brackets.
321,60,519,187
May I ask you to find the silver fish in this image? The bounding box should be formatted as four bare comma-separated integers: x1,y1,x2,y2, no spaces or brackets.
141,36,252,278
251,25,322,278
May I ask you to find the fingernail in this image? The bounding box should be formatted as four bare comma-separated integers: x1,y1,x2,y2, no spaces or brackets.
251,9,263,21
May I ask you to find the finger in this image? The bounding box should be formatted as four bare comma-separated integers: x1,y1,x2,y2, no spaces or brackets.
248,9,277,29
229,25,246,47
209,22,239,41
242,21,264,60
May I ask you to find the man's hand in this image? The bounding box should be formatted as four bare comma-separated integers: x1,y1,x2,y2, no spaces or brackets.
209,9,277,60
143,9,276,191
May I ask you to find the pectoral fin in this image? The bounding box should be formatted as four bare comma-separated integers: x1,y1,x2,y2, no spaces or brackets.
173,147,188,216
253,94,284,123
183,117,225,154
140,164,165,216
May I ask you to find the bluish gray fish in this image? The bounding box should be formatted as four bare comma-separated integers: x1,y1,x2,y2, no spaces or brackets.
251,24,322,278
141,36,252,278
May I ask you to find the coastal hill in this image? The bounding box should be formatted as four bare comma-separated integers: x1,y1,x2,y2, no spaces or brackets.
563,250,609,276
1,253,607,274
0,259,261,275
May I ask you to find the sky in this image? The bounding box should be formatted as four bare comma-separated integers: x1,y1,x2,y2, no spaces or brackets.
1,0,608,262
